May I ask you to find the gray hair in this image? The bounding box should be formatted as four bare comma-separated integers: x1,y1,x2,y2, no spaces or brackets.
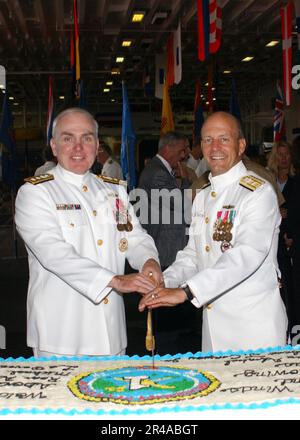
52,108,99,139
158,131,187,151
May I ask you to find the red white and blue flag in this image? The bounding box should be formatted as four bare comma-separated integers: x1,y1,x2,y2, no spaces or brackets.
274,81,286,142
198,0,222,61
281,2,293,106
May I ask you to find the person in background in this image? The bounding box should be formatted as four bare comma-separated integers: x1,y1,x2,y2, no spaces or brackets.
186,137,209,178
267,141,295,332
15,108,162,358
138,131,197,355
140,111,287,353
94,141,123,180
34,146,57,176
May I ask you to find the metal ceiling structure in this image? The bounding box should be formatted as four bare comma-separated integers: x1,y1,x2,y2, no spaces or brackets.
0,0,297,118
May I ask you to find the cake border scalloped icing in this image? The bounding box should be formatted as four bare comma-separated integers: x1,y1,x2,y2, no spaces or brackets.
1,345,300,416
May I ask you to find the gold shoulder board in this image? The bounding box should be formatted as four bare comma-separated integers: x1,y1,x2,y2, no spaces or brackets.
97,175,127,187
24,174,55,185
240,175,265,192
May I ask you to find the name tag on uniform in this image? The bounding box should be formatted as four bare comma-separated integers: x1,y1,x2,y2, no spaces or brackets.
56,204,81,211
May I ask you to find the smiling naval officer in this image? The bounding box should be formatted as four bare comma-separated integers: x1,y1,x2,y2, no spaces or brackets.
15,108,161,358
140,112,288,353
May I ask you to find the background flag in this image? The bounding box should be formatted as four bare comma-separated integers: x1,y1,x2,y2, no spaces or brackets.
229,78,241,121
193,81,205,141
155,53,167,99
209,0,222,54
161,83,175,135
197,0,210,61
274,81,286,142
166,23,182,87
281,2,293,106
198,0,222,61
46,76,54,145
73,0,81,100
294,0,300,50
121,82,137,191
166,33,175,87
174,22,182,85
0,92,17,190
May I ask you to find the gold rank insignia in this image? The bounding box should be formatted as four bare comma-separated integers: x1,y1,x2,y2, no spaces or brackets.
24,174,54,185
97,175,127,187
239,175,265,191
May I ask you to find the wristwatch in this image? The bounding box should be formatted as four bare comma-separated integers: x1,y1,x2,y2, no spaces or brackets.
181,283,195,302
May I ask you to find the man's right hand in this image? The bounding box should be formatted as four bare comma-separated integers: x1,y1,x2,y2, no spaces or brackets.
108,274,157,295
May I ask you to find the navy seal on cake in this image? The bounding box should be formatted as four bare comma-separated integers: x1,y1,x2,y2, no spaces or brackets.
140,112,288,353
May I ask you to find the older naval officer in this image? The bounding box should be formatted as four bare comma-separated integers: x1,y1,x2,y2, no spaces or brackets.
140,111,288,352
15,108,162,358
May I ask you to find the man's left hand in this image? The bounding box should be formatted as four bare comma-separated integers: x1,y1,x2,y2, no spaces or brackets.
141,259,164,287
139,287,186,312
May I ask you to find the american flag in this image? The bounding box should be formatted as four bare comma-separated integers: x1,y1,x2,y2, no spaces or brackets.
281,2,293,106
197,0,222,61
295,0,300,50
274,82,286,142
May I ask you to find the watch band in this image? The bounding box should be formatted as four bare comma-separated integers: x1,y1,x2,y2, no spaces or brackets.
182,285,194,302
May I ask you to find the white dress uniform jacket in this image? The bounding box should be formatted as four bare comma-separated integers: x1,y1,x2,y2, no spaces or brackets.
164,161,288,352
102,158,123,180
15,164,159,356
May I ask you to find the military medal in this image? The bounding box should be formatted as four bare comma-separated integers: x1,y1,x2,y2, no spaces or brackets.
125,222,133,232
119,238,128,252
213,206,236,252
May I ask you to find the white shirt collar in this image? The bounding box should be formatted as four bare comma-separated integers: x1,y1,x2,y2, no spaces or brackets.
156,154,173,175
209,161,247,191
54,164,90,187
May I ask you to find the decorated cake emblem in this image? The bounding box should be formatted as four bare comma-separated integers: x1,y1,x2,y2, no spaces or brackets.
68,366,220,405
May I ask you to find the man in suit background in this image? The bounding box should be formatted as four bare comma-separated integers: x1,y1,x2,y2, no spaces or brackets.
138,131,198,354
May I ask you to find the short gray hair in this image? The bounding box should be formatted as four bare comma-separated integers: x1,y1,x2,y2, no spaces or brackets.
52,108,99,139
158,131,187,151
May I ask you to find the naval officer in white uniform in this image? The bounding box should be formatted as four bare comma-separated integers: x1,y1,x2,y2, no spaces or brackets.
140,112,288,352
15,108,161,358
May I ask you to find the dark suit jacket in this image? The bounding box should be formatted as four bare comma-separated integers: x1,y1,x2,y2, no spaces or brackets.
138,156,191,268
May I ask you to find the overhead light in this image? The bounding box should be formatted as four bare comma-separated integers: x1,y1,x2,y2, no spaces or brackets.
122,40,132,47
0,85,5,90
116,56,125,63
223,70,232,74
205,82,209,87
9,96,14,100
266,40,279,47
131,12,145,23
103,88,110,93
59,96,65,100
106,81,113,86
13,102,19,106
111,99,116,103
242,56,254,62
111,68,120,75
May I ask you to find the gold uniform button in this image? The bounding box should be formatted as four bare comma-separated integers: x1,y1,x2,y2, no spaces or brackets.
205,217,209,224
205,245,210,252
104,298,109,305
82,185,88,192
93,210,97,217
97,239,103,246
206,304,213,310
211,191,217,198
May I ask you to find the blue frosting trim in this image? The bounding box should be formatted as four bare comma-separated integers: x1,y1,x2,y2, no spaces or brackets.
1,345,300,416
0,344,299,363
1,398,300,416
